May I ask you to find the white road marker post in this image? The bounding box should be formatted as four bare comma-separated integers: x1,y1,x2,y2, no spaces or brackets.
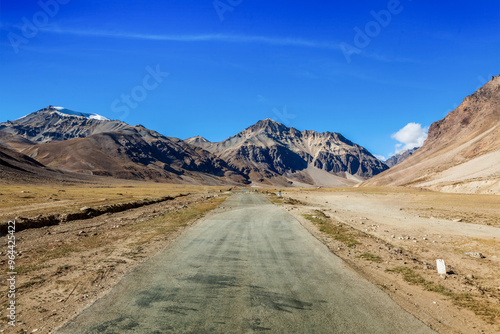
436,259,446,275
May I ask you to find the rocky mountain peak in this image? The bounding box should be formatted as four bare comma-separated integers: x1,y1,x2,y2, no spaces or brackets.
186,118,388,185
1,106,122,143
26,105,110,121
186,135,210,143
246,118,289,134
184,136,212,149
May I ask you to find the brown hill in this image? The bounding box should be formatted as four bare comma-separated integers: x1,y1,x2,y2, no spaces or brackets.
23,132,247,185
363,74,500,194
0,144,92,184
189,119,388,186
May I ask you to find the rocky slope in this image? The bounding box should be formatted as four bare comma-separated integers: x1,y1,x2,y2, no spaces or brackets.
188,119,388,186
385,148,418,167
363,74,500,194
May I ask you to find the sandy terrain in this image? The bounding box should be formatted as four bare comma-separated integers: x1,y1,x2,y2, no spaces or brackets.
417,150,500,195
269,188,500,333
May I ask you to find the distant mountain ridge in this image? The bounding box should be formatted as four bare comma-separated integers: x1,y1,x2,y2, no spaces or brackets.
385,148,418,168
4,74,497,192
0,107,387,186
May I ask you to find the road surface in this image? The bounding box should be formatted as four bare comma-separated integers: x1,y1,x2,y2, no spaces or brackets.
56,193,435,333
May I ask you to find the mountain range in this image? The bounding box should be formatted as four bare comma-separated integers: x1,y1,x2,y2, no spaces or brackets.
0,106,386,186
1,74,498,193
187,118,387,186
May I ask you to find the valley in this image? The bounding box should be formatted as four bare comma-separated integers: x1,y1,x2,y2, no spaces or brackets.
2,2,498,333
0,76,498,333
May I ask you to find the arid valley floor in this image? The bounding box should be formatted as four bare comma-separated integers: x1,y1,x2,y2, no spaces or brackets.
0,182,498,333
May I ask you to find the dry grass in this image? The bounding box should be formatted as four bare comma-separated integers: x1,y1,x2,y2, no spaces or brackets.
12,263,47,275
359,253,383,263
404,207,499,227
19,276,46,290
302,210,360,248
268,194,306,206
0,182,231,222
396,189,500,227
29,196,227,263
265,186,498,228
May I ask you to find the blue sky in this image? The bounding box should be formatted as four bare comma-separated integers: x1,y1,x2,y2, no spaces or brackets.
1,0,499,159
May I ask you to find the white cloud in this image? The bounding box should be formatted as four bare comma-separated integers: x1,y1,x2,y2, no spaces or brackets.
391,122,428,154
374,154,386,162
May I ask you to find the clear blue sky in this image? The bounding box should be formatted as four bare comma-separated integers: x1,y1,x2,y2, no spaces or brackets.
1,0,499,159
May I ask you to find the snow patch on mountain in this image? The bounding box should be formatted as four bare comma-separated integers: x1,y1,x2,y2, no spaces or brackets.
54,106,110,121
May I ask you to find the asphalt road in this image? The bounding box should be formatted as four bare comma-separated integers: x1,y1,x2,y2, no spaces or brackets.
56,193,435,333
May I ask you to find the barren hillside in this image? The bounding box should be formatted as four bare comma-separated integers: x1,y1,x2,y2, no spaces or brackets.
363,74,500,194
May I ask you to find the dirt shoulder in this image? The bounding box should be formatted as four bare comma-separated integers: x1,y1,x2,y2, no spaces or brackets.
0,191,228,333
264,188,500,334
